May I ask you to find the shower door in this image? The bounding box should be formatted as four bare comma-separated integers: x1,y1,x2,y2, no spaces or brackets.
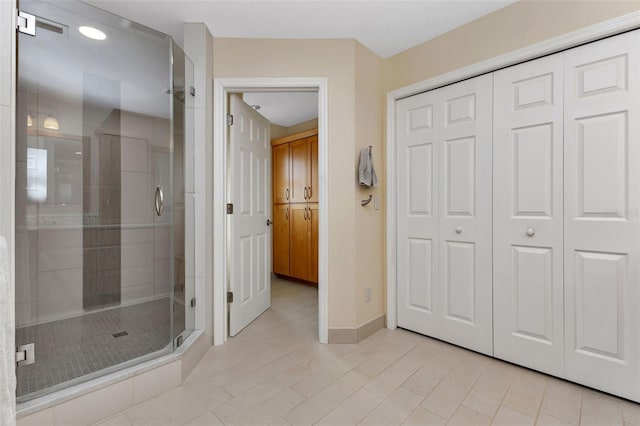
15,0,184,401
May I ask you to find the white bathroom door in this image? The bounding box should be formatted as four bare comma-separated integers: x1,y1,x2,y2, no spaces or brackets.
396,90,441,337
493,53,565,376
229,94,272,336
436,74,493,355
564,30,640,401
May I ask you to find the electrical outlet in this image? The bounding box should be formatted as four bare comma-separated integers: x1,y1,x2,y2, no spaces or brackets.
364,288,371,303
374,196,381,210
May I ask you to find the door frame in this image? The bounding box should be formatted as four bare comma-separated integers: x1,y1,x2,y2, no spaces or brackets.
385,12,640,330
213,78,329,345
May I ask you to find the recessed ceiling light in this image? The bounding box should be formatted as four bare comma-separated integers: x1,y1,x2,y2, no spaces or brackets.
74,151,82,155
79,26,106,41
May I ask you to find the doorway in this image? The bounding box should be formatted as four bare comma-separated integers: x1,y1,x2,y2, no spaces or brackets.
212,78,329,345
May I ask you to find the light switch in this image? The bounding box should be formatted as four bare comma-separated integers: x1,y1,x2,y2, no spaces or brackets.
374,196,381,210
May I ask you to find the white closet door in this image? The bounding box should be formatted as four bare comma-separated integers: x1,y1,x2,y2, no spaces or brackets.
564,31,640,401
396,90,441,336
493,54,565,376
437,74,493,355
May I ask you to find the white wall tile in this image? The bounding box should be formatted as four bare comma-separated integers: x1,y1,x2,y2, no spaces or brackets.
154,259,170,295
121,265,154,288
37,229,83,250
121,243,154,269
121,137,149,173
194,192,205,278
193,108,206,194
54,379,133,426
132,361,181,404
38,247,83,272
121,283,154,303
37,268,83,321
121,172,152,221
121,227,154,245
0,1,12,107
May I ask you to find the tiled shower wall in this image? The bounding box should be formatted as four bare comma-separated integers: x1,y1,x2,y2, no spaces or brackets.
14,107,173,327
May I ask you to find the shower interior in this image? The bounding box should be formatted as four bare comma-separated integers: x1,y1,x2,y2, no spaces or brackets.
14,0,194,402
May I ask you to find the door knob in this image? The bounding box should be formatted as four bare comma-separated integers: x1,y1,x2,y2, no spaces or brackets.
267,219,272,226
455,226,462,234
526,228,535,237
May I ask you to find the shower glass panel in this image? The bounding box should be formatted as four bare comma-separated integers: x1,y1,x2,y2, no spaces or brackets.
171,43,195,344
15,0,191,402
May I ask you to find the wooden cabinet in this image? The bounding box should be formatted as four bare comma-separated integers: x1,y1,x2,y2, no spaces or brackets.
272,204,290,276
271,129,319,284
272,144,291,204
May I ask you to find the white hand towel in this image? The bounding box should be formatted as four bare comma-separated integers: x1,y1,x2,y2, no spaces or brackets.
358,147,378,188
0,236,16,426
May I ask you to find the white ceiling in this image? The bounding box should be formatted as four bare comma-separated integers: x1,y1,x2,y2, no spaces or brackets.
243,92,318,127
82,0,517,59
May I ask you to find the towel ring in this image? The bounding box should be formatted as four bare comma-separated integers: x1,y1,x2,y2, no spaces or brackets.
361,195,373,207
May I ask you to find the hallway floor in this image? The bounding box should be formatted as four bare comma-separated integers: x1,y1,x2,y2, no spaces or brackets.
97,278,640,426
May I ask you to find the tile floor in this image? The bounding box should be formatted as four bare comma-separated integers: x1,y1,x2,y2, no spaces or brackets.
17,298,184,399
96,278,640,426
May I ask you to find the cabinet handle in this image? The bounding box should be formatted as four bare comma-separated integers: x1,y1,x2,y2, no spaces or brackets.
286,207,288,219
455,226,462,234
526,228,535,237
305,187,309,199
285,188,289,201
308,186,312,199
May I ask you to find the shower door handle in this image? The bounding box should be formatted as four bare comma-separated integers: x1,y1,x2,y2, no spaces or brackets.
155,186,165,216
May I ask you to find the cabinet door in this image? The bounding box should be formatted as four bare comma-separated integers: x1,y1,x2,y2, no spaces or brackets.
436,73,493,356
308,136,319,203
396,89,440,337
290,139,309,204
272,204,290,276
272,144,290,204
289,203,309,280
564,30,640,401
493,53,565,376
308,203,319,283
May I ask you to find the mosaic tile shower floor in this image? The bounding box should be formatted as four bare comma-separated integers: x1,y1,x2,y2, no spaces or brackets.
16,298,184,399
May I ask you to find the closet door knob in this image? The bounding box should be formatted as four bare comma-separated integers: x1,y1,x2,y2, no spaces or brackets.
455,226,462,234
526,228,535,237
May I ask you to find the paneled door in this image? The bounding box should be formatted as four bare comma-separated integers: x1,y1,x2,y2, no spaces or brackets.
396,89,440,337
272,143,290,204
564,31,640,400
493,54,565,376
290,138,309,204
289,203,309,280
396,75,493,355
229,94,272,336
272,204,290,276
437,74,493,355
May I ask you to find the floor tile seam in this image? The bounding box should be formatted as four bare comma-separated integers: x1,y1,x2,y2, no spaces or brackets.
229,338,310,376
315,388,385,426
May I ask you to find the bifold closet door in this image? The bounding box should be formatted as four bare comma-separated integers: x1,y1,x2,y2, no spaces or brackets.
396,89,440,338
493,54,565,376
396,74,493,355
437,75,493,355
564,30,640,401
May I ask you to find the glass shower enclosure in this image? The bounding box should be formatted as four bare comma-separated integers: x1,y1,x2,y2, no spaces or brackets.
15,0,194,401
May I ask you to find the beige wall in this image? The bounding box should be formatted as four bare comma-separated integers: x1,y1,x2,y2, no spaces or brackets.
214,38,366,328
384,0,640,92
271,118,319,141
354,42,385,326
